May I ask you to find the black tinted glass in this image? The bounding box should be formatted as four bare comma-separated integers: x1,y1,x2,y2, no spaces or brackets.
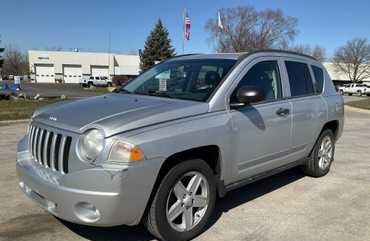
232,61,282,103
312,66,324,93
285,61,314,96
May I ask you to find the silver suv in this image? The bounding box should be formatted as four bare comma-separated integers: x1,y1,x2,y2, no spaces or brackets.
16,51,344,241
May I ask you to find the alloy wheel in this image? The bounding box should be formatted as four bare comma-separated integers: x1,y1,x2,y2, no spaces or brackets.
165,171,209,232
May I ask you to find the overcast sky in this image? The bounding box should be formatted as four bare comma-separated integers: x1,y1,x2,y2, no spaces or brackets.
2,0,370,57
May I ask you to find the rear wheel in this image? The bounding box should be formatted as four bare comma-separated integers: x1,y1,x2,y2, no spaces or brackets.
302,129,335,177
145,159,216,241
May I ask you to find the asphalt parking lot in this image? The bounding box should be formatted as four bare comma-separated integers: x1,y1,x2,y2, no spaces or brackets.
0,106,370,241
21,83,108,98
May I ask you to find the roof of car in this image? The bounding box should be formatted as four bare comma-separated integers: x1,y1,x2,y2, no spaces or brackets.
167,49,317,62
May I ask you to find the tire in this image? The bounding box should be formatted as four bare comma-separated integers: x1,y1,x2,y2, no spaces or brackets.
144,159,216,241
302,129,335,177
88,81,93,87
339,90,344,95
107,82,113,87
348,93,353,96
358,90,363,96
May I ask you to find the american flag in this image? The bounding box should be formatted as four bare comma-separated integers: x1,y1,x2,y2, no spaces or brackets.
184,14,191,40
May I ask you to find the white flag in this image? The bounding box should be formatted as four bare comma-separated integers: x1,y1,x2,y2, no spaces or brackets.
218,11,224,30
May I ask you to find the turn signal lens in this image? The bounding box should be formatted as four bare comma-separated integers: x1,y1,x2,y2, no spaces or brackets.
108,141,144,163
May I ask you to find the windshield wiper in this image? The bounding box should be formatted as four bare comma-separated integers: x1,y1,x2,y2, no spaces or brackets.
119,88,133,94
147,90,173,98
132,90,173,99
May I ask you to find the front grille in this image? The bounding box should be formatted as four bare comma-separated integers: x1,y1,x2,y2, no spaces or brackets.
28,125,72,174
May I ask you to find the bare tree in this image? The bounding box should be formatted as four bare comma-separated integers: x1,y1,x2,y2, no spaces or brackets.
333,38,370,82
1,45,29,76
205,6,298,53
290,44,327,62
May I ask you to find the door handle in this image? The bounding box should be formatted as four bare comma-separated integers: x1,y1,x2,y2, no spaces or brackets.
276,108,290,117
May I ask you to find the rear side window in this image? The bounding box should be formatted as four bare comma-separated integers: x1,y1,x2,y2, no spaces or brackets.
311,66,324,93
285,61,314,97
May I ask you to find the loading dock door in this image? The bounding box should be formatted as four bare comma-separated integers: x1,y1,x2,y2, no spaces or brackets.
35,65,55,83
63,66,82,83
91,66,109,77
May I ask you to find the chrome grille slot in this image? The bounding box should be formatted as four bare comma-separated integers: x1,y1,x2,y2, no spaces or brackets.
28,125,72,174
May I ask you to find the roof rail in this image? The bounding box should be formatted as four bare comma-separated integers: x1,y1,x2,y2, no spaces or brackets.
244,49,318,61
165,53,201,61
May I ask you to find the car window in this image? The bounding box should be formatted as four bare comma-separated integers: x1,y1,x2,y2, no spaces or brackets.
231,61,282,103
123,59,236,102
311,66,324,93
95,77,99,80
285,61,314,97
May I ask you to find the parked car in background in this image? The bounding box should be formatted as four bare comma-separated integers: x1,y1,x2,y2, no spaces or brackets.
17,51,344,241
80,76,113,87
0,82,23,100
338,83,370,96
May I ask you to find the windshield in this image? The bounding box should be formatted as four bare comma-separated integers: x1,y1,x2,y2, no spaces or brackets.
122,58,237,102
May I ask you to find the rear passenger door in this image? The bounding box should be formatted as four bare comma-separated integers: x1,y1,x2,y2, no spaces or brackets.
283,60,326,159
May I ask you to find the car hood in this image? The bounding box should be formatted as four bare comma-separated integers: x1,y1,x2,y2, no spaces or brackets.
33,94,209,137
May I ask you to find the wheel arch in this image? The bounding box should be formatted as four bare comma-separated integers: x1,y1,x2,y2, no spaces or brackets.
142,145,222,221
309,120,339,158
321,120,339,139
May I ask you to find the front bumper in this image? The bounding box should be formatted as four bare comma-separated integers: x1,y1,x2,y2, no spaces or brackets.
16,136,162,227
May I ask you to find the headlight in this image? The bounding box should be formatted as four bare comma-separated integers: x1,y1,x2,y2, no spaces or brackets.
108,141,144,163
78,129,105,162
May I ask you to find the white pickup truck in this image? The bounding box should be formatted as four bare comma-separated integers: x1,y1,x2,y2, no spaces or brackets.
338,83,370,96
80,76,113,87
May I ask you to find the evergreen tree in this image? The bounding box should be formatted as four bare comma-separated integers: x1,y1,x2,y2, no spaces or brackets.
140,19,175,70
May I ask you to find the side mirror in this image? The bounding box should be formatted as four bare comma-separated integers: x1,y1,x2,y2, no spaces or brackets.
232,85,265,107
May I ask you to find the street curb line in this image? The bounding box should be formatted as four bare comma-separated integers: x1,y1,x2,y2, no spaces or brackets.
0,119,30,125
345,105,370,114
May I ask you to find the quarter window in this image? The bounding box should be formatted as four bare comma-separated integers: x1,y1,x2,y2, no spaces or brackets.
285,61,314,97
311,66,324,93
232,61,282,103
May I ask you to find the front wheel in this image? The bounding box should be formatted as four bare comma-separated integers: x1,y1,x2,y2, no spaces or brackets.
302,129,335,177
145,159,216,241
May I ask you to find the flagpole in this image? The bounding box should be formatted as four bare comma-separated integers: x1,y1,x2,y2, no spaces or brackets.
182,8,186,54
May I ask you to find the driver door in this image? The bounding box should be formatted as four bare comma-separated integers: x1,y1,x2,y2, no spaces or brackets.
228,58,294,182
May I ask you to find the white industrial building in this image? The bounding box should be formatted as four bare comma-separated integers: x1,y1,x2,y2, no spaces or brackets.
28,50,140,83
323,62,370,85
28,51,370,85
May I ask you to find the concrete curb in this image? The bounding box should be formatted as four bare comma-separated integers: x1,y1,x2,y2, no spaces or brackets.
0,119,30,125
344,105,370,114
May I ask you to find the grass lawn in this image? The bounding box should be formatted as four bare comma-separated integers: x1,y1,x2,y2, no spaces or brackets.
0,99,66,121
346,98,370,110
